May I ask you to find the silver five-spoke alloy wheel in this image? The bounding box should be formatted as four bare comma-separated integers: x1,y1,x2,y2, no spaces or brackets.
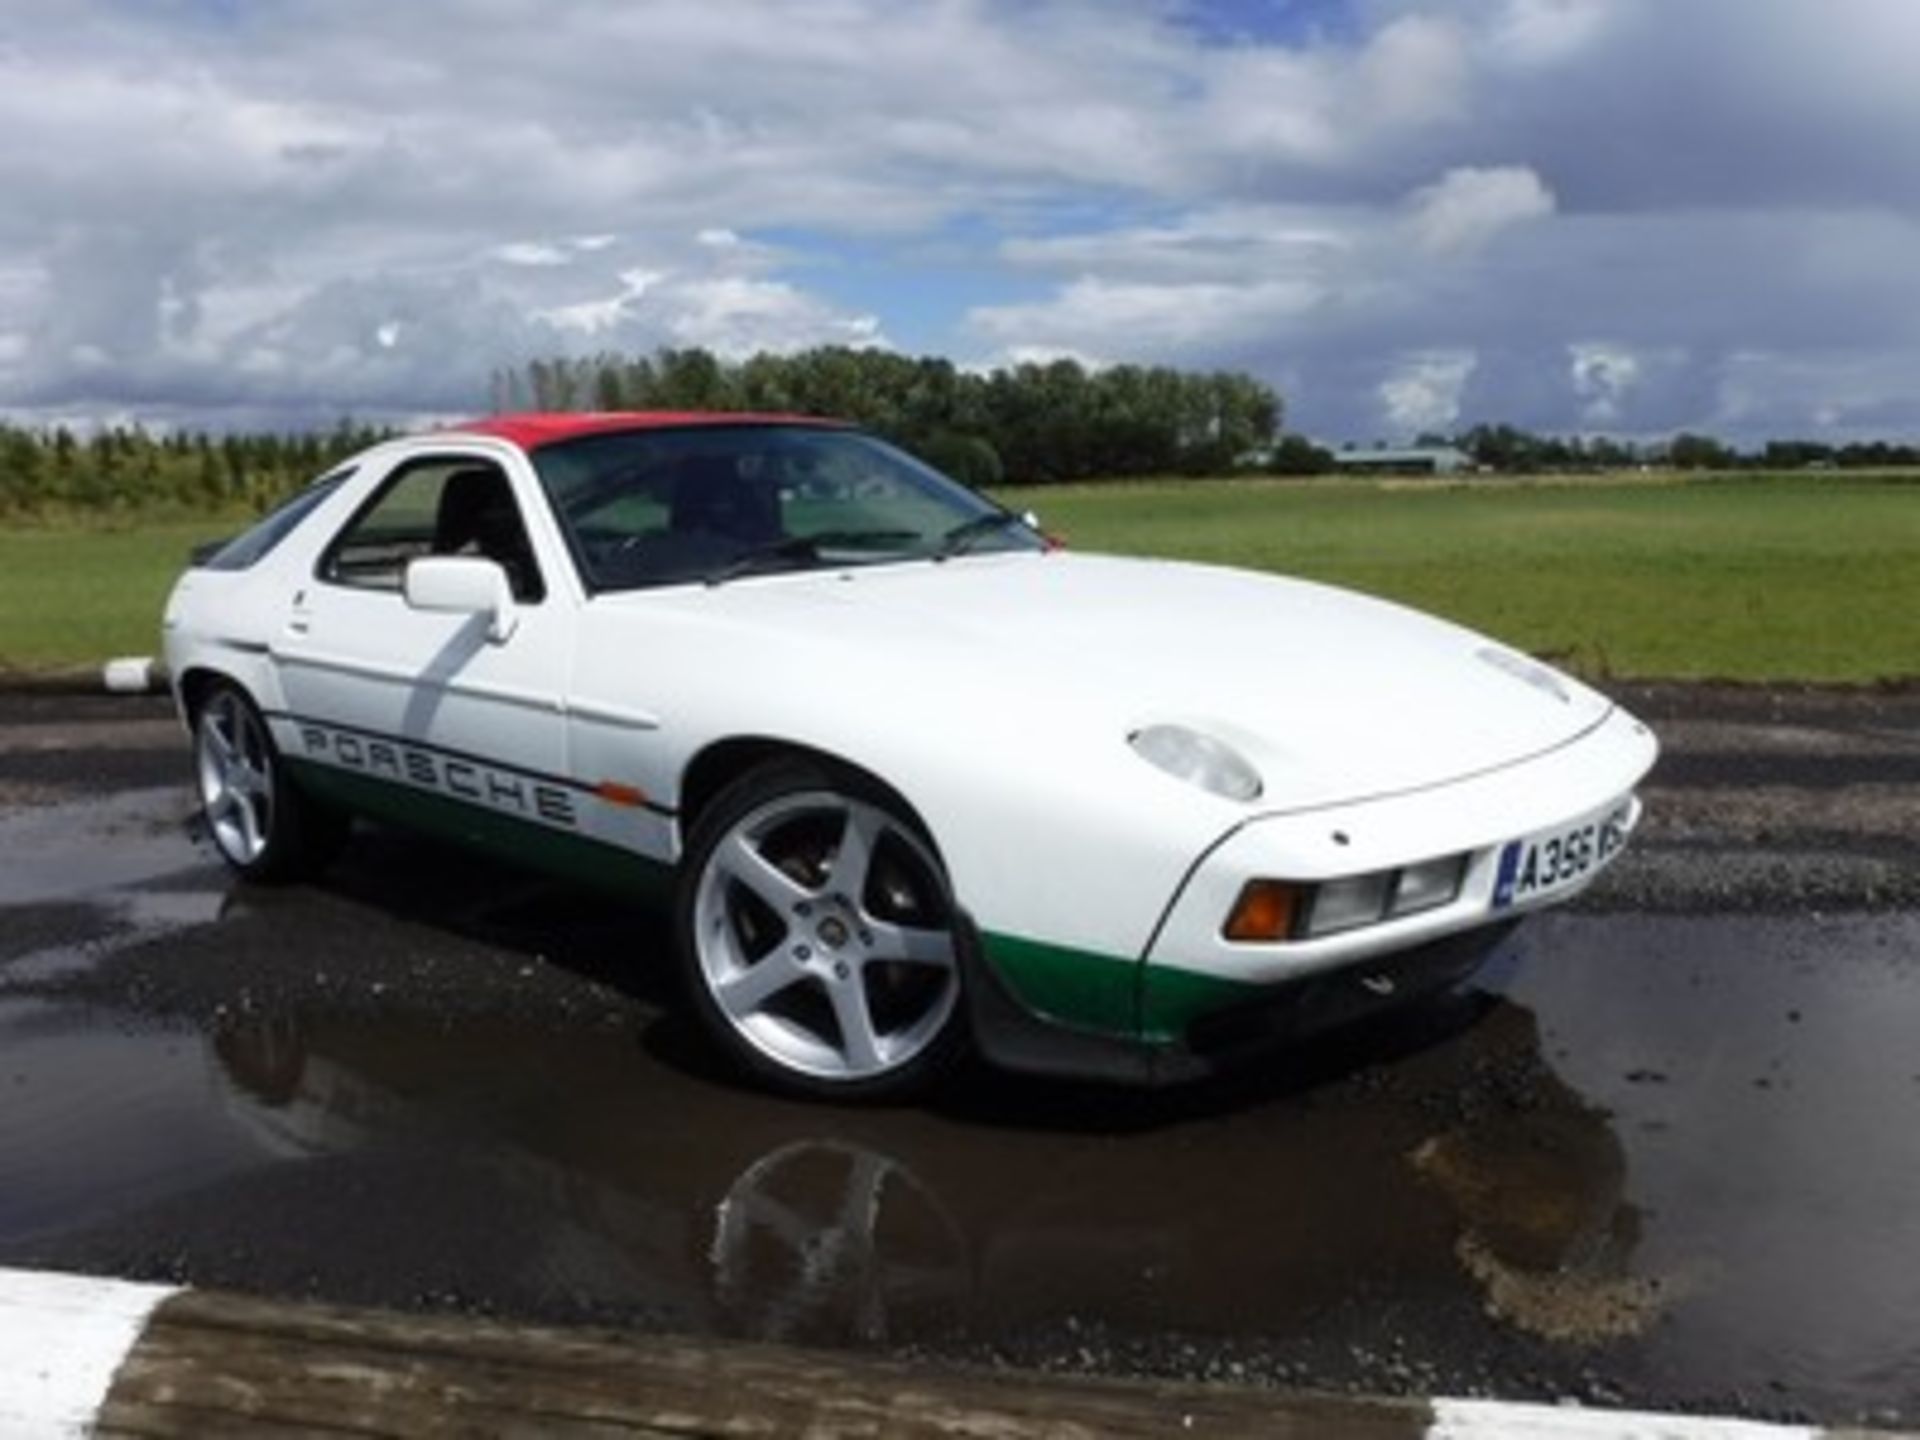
195,688,277,867
690,785,961,1088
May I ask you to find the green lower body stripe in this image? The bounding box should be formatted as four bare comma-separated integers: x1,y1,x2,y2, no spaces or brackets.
978,931,1140,1036
980,930,1259,1043
287,758,672,904
292,757,1256,1043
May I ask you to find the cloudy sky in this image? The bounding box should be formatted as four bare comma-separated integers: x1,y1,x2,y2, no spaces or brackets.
3,0,1918,442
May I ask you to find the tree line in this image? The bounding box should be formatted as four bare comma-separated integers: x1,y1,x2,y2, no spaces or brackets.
1265,424,1920,475
1409,425,1920,475
0,347,1281,516
492,346,1283,488
2,343,1915,519
0,421,389,519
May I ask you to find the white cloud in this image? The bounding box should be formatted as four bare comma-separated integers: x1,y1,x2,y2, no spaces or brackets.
998,343,1110,371
493,242,573,267
1002,206,1359,284
1380,350,1477,433
1487,0,1618,68
536,269,666,336
0,0,1916,438
1353,15,1474,136
1568,342,1665,426
972,274,1323,359
1407,166,1556,254
532,263,885,359
663,277,886,358
1193,12,1475,178
1569,343,1636,424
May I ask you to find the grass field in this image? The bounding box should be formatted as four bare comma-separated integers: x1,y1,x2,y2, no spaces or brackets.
1,475,1915,682
0,521,227,675
1000,474,1919,683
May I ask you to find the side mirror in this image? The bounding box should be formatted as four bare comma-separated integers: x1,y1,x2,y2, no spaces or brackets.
404,556,518,642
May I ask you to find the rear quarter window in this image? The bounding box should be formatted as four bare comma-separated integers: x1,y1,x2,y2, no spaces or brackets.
198,472,351,571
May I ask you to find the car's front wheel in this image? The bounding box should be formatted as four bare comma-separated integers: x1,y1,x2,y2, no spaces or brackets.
192,681,344,881
675,759,966,1101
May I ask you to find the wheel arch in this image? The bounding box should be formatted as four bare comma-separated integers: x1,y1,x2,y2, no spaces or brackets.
176,663,243,721
175,658,288,731
676,736,950,875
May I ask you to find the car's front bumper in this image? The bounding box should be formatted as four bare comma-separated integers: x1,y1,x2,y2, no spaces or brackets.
1137,702,1655,1036
961,912,1519,1086
963,703,1657,1084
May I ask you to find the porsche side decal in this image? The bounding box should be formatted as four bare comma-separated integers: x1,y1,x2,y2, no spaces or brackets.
265,712,676,829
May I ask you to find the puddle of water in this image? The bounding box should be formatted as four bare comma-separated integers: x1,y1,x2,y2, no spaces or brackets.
9,992,1633,1339
0,999,271,1244
1508,910,1920,1417
0,909,1914,1422
0,783,234,982
0,786,209,905
3,888,236,984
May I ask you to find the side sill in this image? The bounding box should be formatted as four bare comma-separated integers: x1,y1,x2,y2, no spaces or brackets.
286,758,672,905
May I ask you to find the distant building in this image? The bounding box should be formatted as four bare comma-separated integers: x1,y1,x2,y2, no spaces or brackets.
1333,446,1475,476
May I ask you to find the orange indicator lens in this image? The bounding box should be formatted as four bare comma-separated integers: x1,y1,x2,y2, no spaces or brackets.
1223,880,1303,942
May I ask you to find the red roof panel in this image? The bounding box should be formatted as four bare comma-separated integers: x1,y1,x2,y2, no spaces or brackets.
444,411,849,451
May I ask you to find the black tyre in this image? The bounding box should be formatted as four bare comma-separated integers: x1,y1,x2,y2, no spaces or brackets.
192,681,346,881
674,758,966,1101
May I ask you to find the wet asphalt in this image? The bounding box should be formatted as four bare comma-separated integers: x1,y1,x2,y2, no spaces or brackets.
0,686,1915,1429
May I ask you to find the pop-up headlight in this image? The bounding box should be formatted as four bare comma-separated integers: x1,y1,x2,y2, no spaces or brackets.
1128,725,1263,802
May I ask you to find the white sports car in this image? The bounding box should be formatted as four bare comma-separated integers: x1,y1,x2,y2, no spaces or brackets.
163,413,1657,1099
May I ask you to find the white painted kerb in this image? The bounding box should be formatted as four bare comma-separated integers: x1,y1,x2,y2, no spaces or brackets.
0,1269,178,1437
1432,1398,1821,1439
101,658,156,695
0,1266,1902,1439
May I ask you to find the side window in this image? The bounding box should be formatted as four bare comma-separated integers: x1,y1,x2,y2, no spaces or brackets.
200,471,350,571
320,458,545,602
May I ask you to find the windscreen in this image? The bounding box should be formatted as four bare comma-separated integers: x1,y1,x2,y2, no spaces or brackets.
532,425,1039,592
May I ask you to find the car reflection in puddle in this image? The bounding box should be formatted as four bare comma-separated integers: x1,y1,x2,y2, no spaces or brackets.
709,1138,969,1345
203,985,1644,1354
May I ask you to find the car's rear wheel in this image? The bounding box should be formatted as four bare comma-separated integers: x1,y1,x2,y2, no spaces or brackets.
193,682,344,881
676,759,966,1101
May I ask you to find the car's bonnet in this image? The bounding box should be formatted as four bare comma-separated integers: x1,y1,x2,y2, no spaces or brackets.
598,551,1615,812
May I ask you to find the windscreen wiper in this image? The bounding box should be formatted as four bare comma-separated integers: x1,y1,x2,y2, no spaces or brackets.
934,511,1027,560
703,529,921,586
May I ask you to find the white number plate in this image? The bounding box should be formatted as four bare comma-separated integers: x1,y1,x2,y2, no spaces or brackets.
1493,798,1635,910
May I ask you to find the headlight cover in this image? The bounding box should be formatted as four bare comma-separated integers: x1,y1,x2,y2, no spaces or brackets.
1128,724,1263,802
1476,645,1573,705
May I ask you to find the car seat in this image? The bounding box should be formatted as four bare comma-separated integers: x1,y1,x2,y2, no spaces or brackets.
432,467,544,601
